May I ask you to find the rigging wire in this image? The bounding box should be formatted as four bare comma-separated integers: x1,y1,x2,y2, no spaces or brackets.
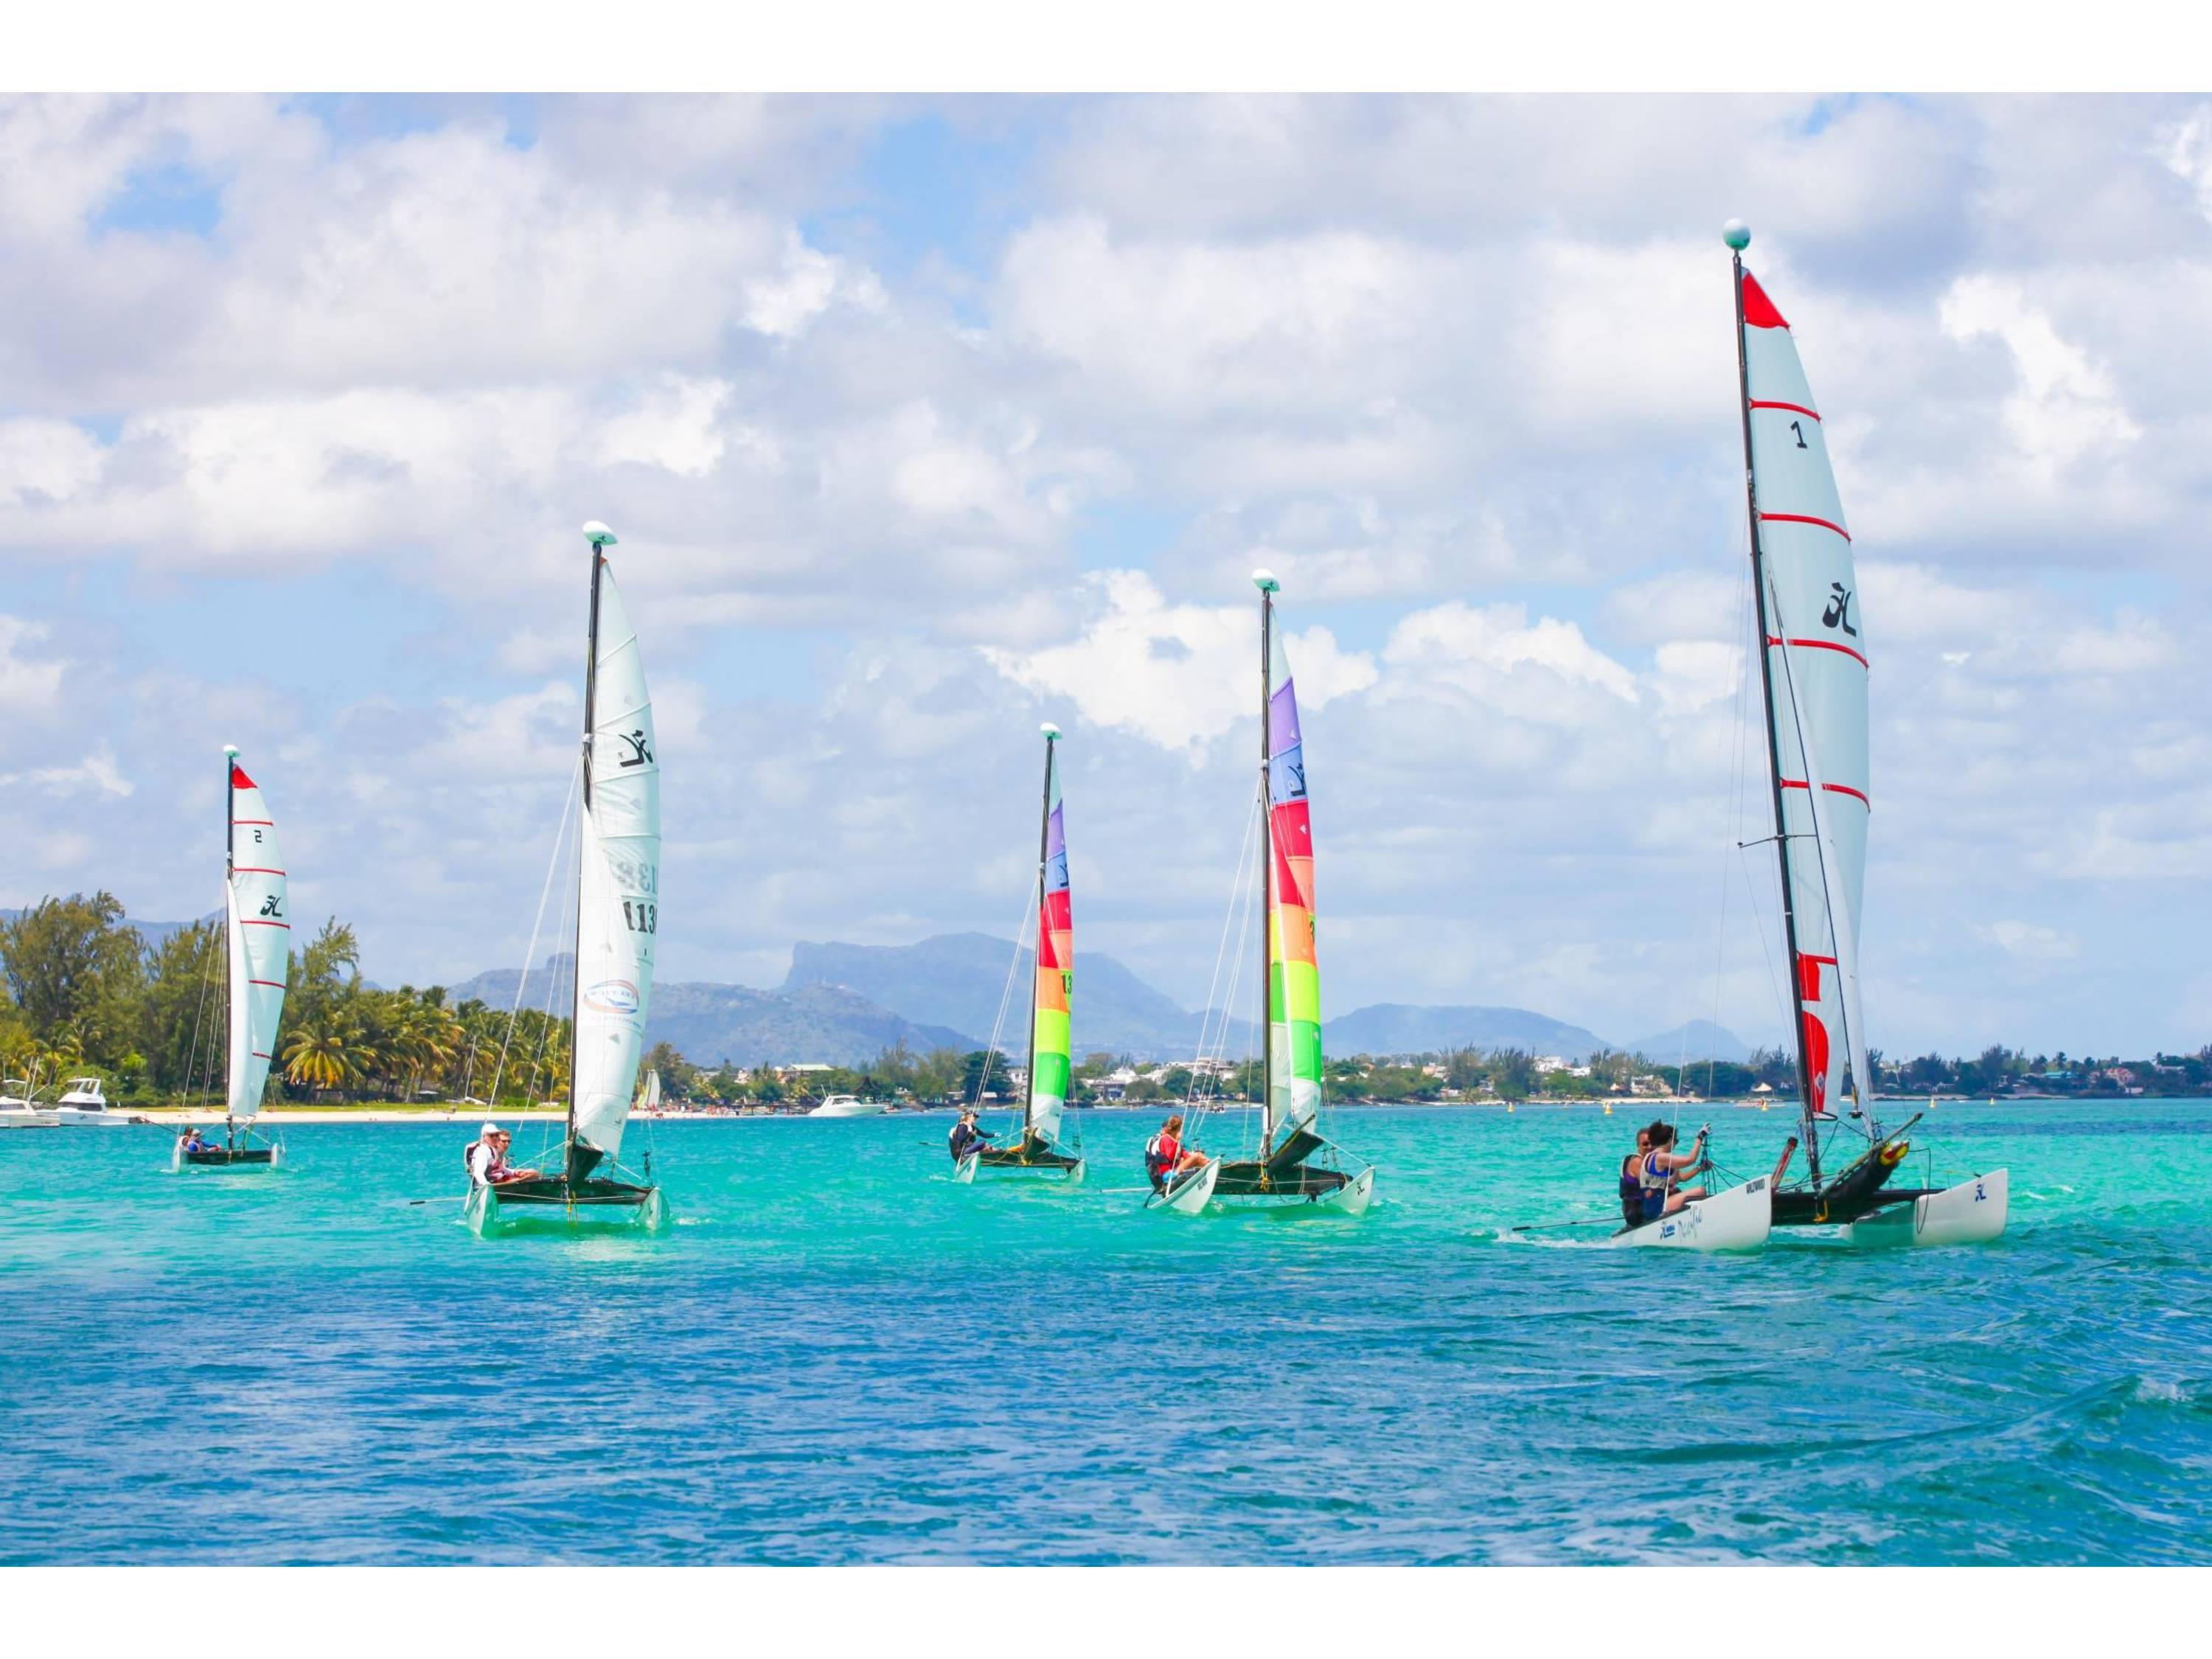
485,757,580,1127
970,883,1039,1119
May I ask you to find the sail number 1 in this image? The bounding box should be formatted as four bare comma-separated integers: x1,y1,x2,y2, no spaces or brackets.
622,901,658,934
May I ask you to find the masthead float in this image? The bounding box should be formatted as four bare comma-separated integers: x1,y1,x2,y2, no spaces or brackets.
1722,220,2006,1246
465,521,667,1234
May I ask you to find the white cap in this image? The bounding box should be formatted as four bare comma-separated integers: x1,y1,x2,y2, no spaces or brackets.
480,1121,500,1138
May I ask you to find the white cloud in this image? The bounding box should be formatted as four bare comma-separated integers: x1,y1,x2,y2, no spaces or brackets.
984,569,1377,752
0,616,66,718
1939,274,2143,473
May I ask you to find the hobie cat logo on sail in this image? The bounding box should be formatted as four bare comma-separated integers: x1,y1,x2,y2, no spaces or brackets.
584,979,639,1015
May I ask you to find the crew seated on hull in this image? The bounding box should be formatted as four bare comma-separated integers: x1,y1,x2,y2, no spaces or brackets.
1626,1120,1711,1225
181,1127,213,1155
948,1110,996,1164
1143,1113,1208,1191
466,1123,542,1187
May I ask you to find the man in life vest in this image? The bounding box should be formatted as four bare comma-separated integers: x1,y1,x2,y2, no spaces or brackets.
948,1109,995,1164
468,1124,540,1186
1144,1113,1208,1192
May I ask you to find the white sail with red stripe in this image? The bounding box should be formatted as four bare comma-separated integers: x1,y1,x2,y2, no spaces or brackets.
1739,260,1874,1142
225,751,289,1123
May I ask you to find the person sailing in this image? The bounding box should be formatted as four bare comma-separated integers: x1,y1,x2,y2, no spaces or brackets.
1144,1113,1207,1192
1618,1127,1652,1226
1633,1120,1711,1223
948,1109,996,1165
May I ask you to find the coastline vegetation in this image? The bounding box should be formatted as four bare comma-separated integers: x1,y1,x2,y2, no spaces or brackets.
7,891,2208,1110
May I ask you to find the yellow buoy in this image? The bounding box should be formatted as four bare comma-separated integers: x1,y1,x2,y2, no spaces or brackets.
1603,1103,1613,1116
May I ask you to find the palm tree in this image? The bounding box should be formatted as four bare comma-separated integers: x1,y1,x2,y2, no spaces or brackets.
283,1019,362,1099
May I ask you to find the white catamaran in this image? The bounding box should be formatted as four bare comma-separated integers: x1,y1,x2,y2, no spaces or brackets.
956,722,1085,1185
1151,571,1373,1216
465,522,667,1235
175,747,289,1169
1723,220,2006,1248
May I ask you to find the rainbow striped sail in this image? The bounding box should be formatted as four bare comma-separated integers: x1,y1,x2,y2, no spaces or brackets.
1267,630,1322,1141
1028,726,1071,1144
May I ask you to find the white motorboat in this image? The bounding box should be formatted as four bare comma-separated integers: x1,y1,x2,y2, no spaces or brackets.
808,1095,886,1118
53,1077,133,1127
0,1079,58,1129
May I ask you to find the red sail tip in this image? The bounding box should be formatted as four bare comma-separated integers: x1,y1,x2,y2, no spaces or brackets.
229,764,257,789
1741,270,1789,330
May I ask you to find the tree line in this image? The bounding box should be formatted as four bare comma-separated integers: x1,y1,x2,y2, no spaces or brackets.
0,892,572,1107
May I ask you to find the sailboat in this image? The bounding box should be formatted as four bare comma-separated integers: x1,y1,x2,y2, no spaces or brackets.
1722,221,2006,1247
465,521,667,1236
956,722,1085,1184
1157,571,1374,1215
175,747,288,1169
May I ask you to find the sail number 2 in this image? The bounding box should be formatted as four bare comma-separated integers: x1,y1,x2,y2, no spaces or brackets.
622,901,658,934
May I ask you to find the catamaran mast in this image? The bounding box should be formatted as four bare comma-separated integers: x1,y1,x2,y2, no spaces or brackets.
1023,726,1057,1137
1256,570,1279,1153
1729,223,1823,1189
569,524,613,1185
223,745,236,1145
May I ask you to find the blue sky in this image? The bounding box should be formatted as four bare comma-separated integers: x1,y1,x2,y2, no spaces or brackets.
6,93,2212,1057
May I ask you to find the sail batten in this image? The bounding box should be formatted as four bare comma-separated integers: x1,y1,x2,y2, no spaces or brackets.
1738,256,1873,1153
225,758,288,1123
568,563,659,1169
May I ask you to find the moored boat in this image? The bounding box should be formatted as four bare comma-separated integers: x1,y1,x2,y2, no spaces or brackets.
467,523,667,1236
52,1078,133,1127
0,1079,58,1129
808,1095,886,1118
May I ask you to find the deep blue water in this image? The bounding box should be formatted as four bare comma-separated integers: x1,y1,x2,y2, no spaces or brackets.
2,1102,2208,1564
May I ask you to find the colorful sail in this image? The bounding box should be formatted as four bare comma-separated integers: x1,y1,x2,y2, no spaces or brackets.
1740,263,1873,1139
1028,727,1071,1144
1267,627,1322,1141
570,560,660,1169
225,752,288,1123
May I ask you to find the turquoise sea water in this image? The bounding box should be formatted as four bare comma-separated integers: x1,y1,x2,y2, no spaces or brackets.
2,1102,2208,1565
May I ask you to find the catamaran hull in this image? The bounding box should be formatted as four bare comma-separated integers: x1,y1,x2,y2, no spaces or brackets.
1147,1157,1220,1214
1846,1168,2008,1247
1208,1162,1376,1216
466,1180,668,1238
1612,1175,1770,1252
173,1140,280,1172
967,1146,1085,1184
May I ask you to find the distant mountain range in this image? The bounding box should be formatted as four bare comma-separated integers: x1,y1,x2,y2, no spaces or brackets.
448,933,1747,1068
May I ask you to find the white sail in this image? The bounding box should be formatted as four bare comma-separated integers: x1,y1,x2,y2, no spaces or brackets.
1742,265,1872,1133
226,755,289,1122
570,564,659,1167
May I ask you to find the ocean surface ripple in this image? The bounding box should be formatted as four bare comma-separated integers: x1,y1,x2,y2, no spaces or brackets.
4,1102,2207,1564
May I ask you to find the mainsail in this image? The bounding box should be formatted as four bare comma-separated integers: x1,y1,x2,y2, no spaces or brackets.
225,751,288,1123
1265,607,1323,1144
1733,244,1875,1166
569,555,660,1173
1027,726,1072,1144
